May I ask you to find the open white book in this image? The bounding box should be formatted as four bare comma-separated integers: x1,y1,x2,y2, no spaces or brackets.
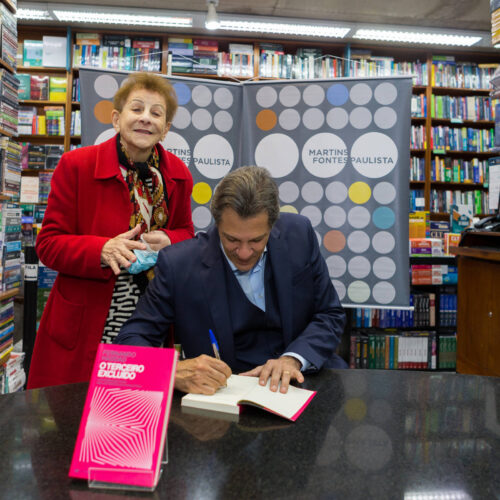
181,374,316,421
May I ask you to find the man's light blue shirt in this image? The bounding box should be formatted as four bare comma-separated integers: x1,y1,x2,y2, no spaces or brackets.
220,244,310,371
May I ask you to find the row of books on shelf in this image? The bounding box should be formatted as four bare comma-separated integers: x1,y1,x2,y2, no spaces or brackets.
20,203,46,247
19,172,52,204
409,189,425,211
18,74,67,102
430,126,495,153
410,156,425,181
0,3,17,69
0,137,21,199
431,56,498,90
430,95,497,122
410,125,426,149
18,105,65,136
349,331,456,370
0,296,16,383
411,94,427,118
430,189,490,215
21,143,64,170
36,263,57,330
70,109,81,136
411,263,458,285
431,156,489,184
0,349,25,394
20,36,67,68
353,292,456,329
0,203,21,292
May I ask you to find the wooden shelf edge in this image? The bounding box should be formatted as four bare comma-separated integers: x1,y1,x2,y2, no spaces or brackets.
0,288,20,301
0,58,15,73
18,66,67,73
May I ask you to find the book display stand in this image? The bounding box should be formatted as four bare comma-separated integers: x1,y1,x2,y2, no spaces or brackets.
87,439,169,492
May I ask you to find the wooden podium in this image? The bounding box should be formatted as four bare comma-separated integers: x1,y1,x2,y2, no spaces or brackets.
452,231,500,376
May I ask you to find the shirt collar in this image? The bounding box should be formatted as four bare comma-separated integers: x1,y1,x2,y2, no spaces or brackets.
220,242,267,275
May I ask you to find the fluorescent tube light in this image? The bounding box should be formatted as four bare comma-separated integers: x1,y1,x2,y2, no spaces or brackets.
219,20,350,38
354,28,482,47
17,8,52,20
53,10,192,27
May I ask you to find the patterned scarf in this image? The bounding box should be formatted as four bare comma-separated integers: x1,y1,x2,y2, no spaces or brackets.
116,134,169,287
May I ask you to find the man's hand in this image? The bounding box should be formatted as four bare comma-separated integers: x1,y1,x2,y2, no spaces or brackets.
101,224,146,275
175,355,232,395
239,356,304,394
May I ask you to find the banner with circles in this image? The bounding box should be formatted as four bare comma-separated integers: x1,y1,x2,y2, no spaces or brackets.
80,69,411,308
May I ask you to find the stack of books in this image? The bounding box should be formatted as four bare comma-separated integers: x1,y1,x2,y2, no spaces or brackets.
0,69,18,134
192,39,218,75
0,4,17,69
0,137,21,198
1,350,25,393
410,238,443,257
411,263,458,285
0,296,15,371
168,37,194,74
0,203,22,292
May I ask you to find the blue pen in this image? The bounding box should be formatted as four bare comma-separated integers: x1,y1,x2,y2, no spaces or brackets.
209,329,221,360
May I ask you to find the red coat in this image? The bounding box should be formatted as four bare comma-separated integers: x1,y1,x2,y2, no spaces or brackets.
27,136,194,389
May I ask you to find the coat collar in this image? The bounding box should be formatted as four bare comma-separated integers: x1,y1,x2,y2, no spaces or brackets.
200,220,293,365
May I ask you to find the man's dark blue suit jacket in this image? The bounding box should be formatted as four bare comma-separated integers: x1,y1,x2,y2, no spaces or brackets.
116,213,346,371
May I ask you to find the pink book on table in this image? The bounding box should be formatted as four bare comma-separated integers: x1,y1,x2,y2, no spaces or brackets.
69,344,178,489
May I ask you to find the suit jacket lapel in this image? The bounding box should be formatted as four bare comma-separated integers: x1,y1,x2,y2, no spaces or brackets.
267,224,293,347
200,227,236,367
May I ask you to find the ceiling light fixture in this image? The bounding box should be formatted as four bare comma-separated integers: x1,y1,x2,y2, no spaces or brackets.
219,20,350,38
205,0,219,30
354,28,482,47
16,7,52,20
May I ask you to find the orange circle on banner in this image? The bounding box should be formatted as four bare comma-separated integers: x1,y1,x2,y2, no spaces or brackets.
256,109,277,131
323,230,346,253
94,100,114,124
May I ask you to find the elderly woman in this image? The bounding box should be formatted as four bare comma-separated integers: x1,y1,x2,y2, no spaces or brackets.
28,72,194,389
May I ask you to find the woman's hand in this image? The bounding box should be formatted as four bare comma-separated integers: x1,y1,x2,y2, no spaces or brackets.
101,224,146,275
141,230,171,251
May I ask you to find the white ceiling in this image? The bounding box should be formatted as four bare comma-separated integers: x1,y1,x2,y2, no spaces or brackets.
22,0,493,31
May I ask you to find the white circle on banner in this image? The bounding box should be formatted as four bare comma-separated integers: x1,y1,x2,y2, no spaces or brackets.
303,108,325,130
303,84,325,106
324,206,347,228
214,88,233,109
373,182,397,204
302,133,348,178
373,256,396,279
214,111,233,133
347,281,371,303
255,134,298,178
373,281,396,304
374,107,397,129
326,181,348,203
301,181,324,203
192,85,212,107
350,83,372,105
326,108,349,130
172,107,191,129
94,128,116,145
279,109,301,130
347,231,370,253
372,231,395,254
192,206,212,229
279,86,301,107
374,82,397,105
348,256,371,279
256,86,278,108
348,206,371,229
94,74,119,98
192,108,212,131
281,205,299,214
332,280,346,301
326,255,346,278
193,134,233,179
279,181,300,203
162,131,191,166
350,107,372,129
351,132,398,178
300,205,323,227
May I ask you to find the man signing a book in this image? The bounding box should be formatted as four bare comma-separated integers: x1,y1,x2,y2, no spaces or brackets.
116,166,347,394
